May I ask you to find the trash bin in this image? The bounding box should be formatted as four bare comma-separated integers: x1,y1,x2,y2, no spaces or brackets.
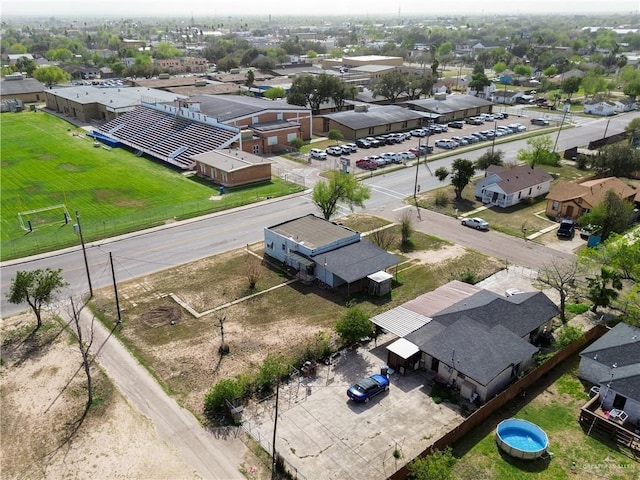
219,186,225,195
381,365,389,376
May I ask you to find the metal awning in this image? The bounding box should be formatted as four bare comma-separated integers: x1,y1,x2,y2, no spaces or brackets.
371,306,431,338
387,338,420,359
286,251,315,267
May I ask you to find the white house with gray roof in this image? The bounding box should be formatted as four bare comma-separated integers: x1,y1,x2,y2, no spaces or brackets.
264,214,400,290
475,164,553,208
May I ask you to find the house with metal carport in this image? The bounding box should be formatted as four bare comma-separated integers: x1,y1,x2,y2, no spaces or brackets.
263,214,401,294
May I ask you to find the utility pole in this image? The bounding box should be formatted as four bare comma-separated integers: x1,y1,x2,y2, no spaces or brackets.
74,210,93,298
271,379,280,480
109,252,122,325
553,101,570,153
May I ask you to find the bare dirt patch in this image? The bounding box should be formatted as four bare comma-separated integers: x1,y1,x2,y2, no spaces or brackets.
403,244,467,265
0,312,197,479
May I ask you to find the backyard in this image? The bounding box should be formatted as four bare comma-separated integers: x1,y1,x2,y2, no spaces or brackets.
0,111,302,260
451,356,640,480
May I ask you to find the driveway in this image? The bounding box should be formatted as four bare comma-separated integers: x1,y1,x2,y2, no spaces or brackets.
243,334,463,480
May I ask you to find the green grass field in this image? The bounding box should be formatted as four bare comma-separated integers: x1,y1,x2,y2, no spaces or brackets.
1,111,301,260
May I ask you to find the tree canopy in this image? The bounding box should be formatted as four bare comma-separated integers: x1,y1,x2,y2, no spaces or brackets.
450,159,475,199
7,268,68,328
475,149,504,170
335,307,374,345
312,172,371,220
517,136,558,167
578,190,635,241
33,65,69,88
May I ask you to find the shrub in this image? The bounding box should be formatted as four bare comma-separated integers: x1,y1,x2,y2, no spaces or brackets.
289,138,304,150
566,303,590,315
204,378,244,417
555,324,585,349
335,307,374,345
434,191,449,207
255,354,289,393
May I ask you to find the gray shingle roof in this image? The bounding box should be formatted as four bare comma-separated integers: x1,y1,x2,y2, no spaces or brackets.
267,214,358,251
315,238,401,283
1,78,45,95
485,165,553,195
421,317,538,386
400,94,493,114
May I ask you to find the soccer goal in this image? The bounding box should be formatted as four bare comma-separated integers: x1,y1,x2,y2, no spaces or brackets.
18,204,71,232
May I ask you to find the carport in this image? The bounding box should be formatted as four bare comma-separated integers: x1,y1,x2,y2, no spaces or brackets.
386,337,421,374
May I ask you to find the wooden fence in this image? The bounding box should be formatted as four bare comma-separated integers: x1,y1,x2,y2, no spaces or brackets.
388,324,608,480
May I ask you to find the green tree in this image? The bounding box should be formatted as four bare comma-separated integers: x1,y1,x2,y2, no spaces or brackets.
335,307,374,345
514,64,533,78
625,118,640,146
371,71,407,102
408,448,456,480
517,136,558,167
581,71,607,99
245,69,255,86
468,65,490,95
153,41,184,59
306,50,318,59
216,56,238,72
560,76,581,99
555,324,585,349
450,159,475,200
399,210,414,245
14,56,37,76
434,167,449,182
492,61,507,75
33,65,70,88
328,129,344,144
204,378,244,417
590,143,640,177
579,233,640,282
7,268,68,328
543,66,558,77
312,172,371,220
623,79,640,99
475,149,504,170
263,86,286,100
250,55,276,72
578,190,635,241
586,267,623,313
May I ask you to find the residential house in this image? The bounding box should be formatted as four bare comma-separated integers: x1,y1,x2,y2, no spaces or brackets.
192,149,271,187
263,214,401,291
475,165,553,208
545,177,637,220
492,89,523,105
578,323,640,426
584,99,617,116
372,283,558,403
313,104,425,140
613,97,637,113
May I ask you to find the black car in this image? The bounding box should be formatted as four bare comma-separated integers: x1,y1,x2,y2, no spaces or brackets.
556,219,576,239
531,118,550,126
448,121,464,129
356,138,371,149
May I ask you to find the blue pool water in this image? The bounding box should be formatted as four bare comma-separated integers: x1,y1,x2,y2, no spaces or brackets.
499,427,546,451
496,419,549,459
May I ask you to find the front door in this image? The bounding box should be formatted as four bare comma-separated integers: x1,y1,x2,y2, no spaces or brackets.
431,358,440,373
566,205,574,218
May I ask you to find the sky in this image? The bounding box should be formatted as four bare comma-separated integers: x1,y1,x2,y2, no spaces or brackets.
1,0,639,19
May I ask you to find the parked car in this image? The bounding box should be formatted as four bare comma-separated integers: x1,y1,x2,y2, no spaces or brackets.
471,132,487,141
462,135,479,144
505,288,525,297
435,139,458,149
356,158,378,170
381,152,401,164
326,146,343,156
343,143,358,153
410,128,427,137
401,151,417,160
461,217,489,230
507,123,526,132
466,117,484,125
557,219,576,239
356,138,371,148
366,137,382,148
451,136,468,146
448,121,464,129
531,118,550,126
346,374,390,403
310,148,327,160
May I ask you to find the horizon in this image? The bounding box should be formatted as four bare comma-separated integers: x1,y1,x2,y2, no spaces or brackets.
2,1,639,20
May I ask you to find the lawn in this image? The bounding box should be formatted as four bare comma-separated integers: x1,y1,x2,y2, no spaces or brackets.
1,111,302,260
451,357,639,480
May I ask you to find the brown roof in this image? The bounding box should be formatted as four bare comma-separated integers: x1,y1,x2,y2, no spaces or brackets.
546,177,637,207
486,165,553,194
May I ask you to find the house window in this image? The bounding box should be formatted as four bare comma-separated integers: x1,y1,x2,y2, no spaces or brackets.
518,192,522,199
368,127,374,135
282,244,286,250
402,121,407,128
287,133,297,142
252,116,259,124
268,136,277,146
552,201,559,210
386,124,392,132
252,145,260,154
277,113,283,120
528,188,532,195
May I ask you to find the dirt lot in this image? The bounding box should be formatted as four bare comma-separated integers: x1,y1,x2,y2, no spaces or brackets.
0,312,199,479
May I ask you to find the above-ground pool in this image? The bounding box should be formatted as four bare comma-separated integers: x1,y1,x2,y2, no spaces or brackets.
496,418,549,459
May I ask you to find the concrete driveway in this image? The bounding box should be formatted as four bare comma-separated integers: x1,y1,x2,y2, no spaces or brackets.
243,335,463,480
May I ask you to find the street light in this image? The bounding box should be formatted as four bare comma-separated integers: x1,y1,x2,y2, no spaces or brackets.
74,210,93,298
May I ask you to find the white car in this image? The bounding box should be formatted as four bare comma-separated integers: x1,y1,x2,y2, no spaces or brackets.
435,139,458,149
505,288,525,297
326,146,343,156
310,148,327,160
343,143,358,153
461,217,489,230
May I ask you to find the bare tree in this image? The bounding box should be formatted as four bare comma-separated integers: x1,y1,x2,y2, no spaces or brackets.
245,249,263,290
537,259,580,323
367,227,398,251
68,297,95,413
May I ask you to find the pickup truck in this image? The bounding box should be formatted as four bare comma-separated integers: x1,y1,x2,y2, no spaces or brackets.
556,219,576,239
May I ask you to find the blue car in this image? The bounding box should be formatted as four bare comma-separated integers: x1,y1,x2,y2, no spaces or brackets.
347,374,389,403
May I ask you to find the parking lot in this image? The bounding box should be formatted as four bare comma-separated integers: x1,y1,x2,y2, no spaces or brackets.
243,336,464,480
311,114,549,174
